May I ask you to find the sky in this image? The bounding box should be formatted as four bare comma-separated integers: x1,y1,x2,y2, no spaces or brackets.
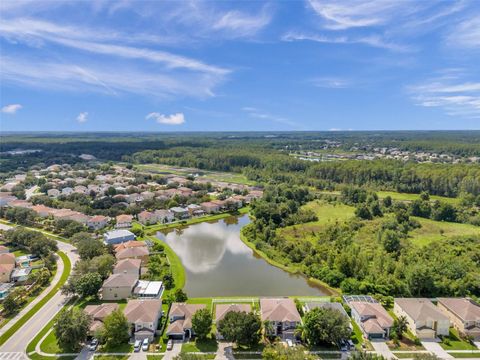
0,0,480,132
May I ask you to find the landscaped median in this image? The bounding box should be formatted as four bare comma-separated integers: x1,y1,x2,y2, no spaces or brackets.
0,251,71,346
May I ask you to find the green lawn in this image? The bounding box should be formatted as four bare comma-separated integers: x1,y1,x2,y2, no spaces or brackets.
450,352,480,358
98,342,133,353
410,217,480,246
377,191,460,205
146,235,186,293
440,328,477,351
187,297,214,311
277,200,355,244
147,356,164,360
0,251,71,346
181,338,218,353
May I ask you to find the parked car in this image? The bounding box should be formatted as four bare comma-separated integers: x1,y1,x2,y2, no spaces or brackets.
166,339,173,351
87,338,98,351
134,340,142,352
347,340,354,349
286,339,293,347
142,338,149,351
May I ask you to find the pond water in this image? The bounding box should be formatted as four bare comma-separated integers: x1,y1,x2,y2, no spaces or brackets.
156,215,330,297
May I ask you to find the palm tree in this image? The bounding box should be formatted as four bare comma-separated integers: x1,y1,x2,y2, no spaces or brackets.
394,316,408,340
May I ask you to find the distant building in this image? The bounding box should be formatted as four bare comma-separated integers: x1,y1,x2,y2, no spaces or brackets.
103,229,136,245
170,207,190,219
437,298,480,340
115,214,133,229
87,215,110,230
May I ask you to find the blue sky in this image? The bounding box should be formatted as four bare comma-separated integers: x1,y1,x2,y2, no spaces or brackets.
1,0,479,131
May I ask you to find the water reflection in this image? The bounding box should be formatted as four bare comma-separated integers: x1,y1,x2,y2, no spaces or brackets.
156,215,328,297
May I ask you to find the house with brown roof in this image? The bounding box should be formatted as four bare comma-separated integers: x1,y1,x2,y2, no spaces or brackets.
260,298,302,340
438,298,480,340
87,215,110,230
115,214,133,229
350,301,393,339
0,263,14,283
0,245,9,254
137,211,157,225
215,303,252,340
113,258,142,277
101,273,138,300
84,303,119,335
200,201,220,214
115,246,149,264
31,204,52,218
166,303,206,341
114,240,147,252
0,253,16,267
394,298,450,339
124,299,162,341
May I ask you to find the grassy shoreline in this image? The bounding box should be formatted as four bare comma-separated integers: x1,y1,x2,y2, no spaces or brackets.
239,229,339,296
144,207,250,234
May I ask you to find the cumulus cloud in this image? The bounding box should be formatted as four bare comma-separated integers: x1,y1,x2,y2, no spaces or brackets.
1,104,22,114
76,112,88,123
146,112,185,125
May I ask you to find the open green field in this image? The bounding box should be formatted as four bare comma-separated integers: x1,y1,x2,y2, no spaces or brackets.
135,163,254,185
410,217,480,246
377,191,460,205
277,200,356,243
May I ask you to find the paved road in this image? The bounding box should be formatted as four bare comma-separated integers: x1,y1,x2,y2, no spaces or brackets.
0,240,78,355
371,340,397,359
421,341,453,359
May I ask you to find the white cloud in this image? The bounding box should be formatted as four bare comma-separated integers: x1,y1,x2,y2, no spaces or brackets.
1,104,22,114
408,72,480,118
242,107,302,129
76,112,88,123
213,8,271,37
307,0,407,30
447,15,480,49
282,31,411,52
146,112,185,125
310,77,351,89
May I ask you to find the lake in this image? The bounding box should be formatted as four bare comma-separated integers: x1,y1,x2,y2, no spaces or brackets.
156,214,330,297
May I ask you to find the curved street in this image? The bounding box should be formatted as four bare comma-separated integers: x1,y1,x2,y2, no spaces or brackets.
0,238,78,358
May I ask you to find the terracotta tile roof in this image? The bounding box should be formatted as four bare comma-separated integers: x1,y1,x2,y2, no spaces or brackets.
438,298,480,322
215,303,251,323
114,241,147,252
84,303,119,321
124,299,162,324
395,298,449,322
113,258,142,274
115,246,149,260
350,301,393,330
102,273,138,288
260,298,301,323
0,253,16,265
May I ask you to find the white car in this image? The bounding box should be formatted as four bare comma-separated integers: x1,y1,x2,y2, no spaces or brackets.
134,340,142,352
286,339,293,347
166,339,174,351
142,338,149,351
87,338,98,351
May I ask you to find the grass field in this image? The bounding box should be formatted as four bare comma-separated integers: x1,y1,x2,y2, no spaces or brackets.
377,191,460,205
410,217,480,246
440,329,478,351
277,200,356,244
135,163,254,185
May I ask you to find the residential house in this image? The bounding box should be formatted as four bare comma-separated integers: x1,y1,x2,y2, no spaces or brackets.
124,299,163,341
133,280,164,299
304,301,351,325
201,201,220,214
0,283,14,300
187,204,204,216
84,303,119,334
113,258,142,277
115,214,133,229
11,267,31,282
47,189,61,198
31,204,52,218
0,245,10,254
137,211,157,226
114,240,147,252
215,303,252,339
0,193,17,207
61,187,74,196
170,207,190,219
101,273,138,300
115,246,149,264
166,303,206,341
350,301,394,339
87,215,110,230
154,209,174,223
260,298,302,340
0,262,14,283
103,229,136,245
0,253,16,267
437,298,480,340
394,298,450,339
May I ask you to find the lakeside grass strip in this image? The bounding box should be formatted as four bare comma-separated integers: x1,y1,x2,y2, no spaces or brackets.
144,208,249,235
0,251,71,346
146,235,186,291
